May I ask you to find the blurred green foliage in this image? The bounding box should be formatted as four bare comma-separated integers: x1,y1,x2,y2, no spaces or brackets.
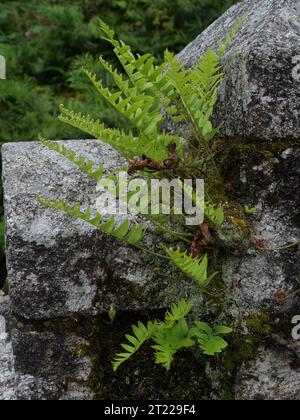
0,0,238,141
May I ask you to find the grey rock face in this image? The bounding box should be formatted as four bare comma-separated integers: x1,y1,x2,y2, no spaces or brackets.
0,291,94,400
178,0,300,140
2,140,194,321
0,293,15,400
229,144,300,399
230,147,300,312
1,139,202,400
235,338,300,400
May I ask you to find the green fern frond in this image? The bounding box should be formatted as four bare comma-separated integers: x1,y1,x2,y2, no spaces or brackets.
152,319,194,370
111,300,232,370
217,15,246,57
195,48,223,96
204,202,224,226
193,322,232,356
164,50,220,142
59,105,176,161
98,55,135,98
37,197,145,246
112,321,155,371
98,20,178,119
164,300,193,327
98,19,116,45
83,69,163,139
58,105,139,160
39,136,104,182
162,246,217,287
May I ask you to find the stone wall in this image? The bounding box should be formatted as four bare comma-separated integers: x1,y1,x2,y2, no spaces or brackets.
1,0,300,400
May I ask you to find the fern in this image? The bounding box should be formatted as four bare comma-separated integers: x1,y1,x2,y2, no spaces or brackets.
37,19,243,374
58,105,139,160
164,49,221,143
55,18,242,174
204,202,224,226
98,19,179,121
113,300,232,371
59,105,180,162
83,69,163,140
113,321,155,371
193,322,232,356
178,179,224,227
99,20,165,90
162,246,218,288
152,319,195,370
164,300,193,327
40,136,105,182
37,197,145,246
217,15,247,57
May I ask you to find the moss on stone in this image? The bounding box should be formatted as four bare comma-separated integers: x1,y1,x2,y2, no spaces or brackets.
216,311,277,399
246,312,273,336
216,137,299,200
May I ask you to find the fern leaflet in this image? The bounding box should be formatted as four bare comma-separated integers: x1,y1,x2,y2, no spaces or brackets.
164,300,193,327
40,136,104,182
112,321,155,371
162,246,218,288
37,197,145,246
152,319,195,370
193,322,232,356
59,105,179,162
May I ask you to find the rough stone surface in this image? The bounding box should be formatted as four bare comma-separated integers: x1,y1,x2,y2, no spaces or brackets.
178,0,300,140
178,0,300,400
227,146,300,313
235,337,300,400
2,140,197,321
0,291,94,400
0,292,15,400
227,143,300,400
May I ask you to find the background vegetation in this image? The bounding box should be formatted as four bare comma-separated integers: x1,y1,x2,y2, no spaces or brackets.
0,0,238,285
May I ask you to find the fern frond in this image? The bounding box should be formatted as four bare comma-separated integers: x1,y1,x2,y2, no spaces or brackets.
193,322,232,356
98,55,135,98
112,321,155,371
37,197,145,246
98,19,117,45
195,48,223,97
165,50,220,142
164,300,192,327
59,105,177,161
162,246,216,287
83,69,163,139
58,105,139,160
217,15,246,57
98,20,178,119
152,319,194,370
40,136,104,182
204,202,224,226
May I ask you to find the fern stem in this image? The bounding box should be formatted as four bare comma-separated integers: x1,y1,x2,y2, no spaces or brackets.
202,285,231,299
149,219,193,243
135,245,171,261
284,288,300,301
256,240,300,251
